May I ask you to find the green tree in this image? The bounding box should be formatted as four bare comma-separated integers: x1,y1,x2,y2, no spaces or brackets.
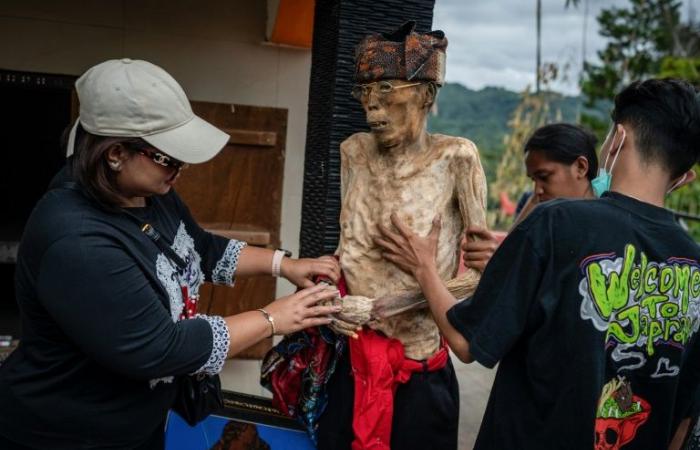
489,90,551,229
658,56,700,237
581,0,685,105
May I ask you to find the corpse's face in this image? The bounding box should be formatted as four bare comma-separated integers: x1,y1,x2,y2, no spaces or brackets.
525,149,590,202
356,80,431,150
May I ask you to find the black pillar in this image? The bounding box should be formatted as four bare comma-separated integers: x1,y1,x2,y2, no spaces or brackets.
299,0,436,257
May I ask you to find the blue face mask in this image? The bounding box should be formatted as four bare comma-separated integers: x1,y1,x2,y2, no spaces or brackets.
591,127,626,197
591,170,611,198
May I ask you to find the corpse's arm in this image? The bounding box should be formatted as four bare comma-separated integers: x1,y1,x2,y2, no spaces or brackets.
372,140,487,319
326,136,374,337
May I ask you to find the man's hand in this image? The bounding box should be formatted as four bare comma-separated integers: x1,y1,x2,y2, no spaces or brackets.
280,255,341,288
462,226,500,272
374,213,441,278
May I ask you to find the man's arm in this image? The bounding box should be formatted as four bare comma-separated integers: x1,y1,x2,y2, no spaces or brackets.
374,214,472,360
415,263,473,362
378,209,548,368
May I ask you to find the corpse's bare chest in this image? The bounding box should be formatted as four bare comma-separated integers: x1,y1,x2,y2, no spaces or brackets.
340,157,456,239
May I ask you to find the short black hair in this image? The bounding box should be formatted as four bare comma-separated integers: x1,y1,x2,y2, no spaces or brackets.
612,78,700,178
524,123,599,180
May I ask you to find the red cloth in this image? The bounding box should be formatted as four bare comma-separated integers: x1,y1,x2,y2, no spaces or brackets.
499,191,517,216
349,328,449,450
265,274,348,417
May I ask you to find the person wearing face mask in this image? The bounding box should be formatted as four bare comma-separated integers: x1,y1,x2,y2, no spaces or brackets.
0,59,343,450
375,78,700,449
464,122,598,272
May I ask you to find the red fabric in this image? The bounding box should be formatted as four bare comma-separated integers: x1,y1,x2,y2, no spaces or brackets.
264,264,448,449
499,191,517,216
349,328,449,450
267,274,348,416
179,285,198,320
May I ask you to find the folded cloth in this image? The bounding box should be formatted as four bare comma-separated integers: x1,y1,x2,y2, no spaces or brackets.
349,328,449,450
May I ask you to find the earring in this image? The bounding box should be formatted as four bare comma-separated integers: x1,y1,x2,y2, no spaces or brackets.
109,161,122,171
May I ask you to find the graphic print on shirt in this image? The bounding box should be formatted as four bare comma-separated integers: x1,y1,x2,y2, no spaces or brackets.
578,244,700,448
594,376,650,450
155,221,205,322
579,244,700,366
151,221,205,388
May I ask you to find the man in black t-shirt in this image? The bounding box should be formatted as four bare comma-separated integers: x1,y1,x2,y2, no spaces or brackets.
375,78,700,449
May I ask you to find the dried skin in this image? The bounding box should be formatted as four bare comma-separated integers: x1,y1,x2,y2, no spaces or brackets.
372,275,481,319
337,131,487,359
337,295,373,324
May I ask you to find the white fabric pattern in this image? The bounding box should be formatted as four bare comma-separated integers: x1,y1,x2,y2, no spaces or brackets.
149,376,174,389
154,221,205,322
212,240,247,286
151,221,210,388
193,314,230,375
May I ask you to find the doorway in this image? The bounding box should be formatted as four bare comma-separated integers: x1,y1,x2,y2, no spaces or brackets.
0,69,74,340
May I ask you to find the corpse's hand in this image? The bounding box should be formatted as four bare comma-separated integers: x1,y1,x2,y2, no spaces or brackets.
280,255,341,288
462,226,500,273
374,213,441,278
328,294,374,338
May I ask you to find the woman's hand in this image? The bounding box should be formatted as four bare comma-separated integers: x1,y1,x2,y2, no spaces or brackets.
462,226,500,272
280,255,341,288
374,213,441,278
264,284,342,335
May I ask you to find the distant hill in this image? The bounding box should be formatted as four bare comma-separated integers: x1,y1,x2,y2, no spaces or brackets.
427,82,601,181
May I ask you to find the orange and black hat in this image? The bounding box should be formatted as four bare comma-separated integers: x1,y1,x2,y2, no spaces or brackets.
354,21,447,85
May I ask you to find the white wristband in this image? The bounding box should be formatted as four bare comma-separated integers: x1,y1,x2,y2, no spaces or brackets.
271,249,286,278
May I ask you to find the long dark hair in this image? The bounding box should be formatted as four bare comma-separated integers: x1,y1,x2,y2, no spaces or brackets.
524,123,598,180
65,123,145,209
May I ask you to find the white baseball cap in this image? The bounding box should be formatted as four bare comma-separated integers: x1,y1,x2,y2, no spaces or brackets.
66,58,229,164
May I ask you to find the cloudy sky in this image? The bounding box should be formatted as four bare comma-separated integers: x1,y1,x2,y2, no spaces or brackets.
433,0,696,95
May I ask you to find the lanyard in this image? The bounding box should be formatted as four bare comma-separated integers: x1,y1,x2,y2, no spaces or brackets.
61,182,197,318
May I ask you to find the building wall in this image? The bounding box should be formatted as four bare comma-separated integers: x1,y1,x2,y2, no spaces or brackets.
0,0,312,396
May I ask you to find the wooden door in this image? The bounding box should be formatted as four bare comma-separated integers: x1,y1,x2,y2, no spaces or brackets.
176,102,288,359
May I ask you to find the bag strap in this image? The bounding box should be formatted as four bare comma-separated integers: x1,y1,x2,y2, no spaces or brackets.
60,181,187,270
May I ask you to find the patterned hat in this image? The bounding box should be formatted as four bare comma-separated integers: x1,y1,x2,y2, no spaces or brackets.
354,21,447,85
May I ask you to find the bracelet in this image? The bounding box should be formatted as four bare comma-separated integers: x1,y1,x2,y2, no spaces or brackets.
271,249,286,278
256,308,276,337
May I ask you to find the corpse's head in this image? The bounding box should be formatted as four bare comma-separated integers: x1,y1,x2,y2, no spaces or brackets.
352,21,446,150
352,79,437,150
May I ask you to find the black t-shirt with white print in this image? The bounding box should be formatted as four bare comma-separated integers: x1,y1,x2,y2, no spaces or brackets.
448,192,700,449
0,177,245,449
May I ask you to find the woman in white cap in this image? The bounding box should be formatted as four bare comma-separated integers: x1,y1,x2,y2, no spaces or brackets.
0,59,341,450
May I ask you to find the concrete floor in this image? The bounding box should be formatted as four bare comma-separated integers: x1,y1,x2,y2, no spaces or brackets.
452,354,497,450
